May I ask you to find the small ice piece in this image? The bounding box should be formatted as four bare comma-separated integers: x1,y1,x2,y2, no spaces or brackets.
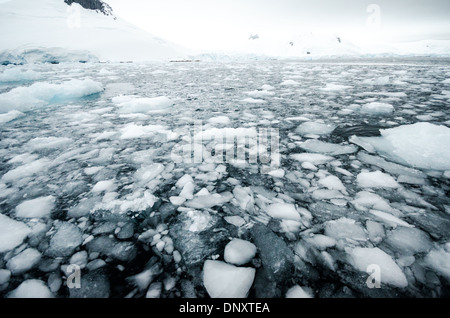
179,182,195,200
135,163,165,183
0,68,41,83
351,191,395,214
169,196,186,206
26,137,72,151
203,260,255,298
423,248,450,280
318,175,347,192
265,203,301,221
240,98,266,104
285,285,314,298
0,110,25,124
281,80,299,86
208,116,231,125
295,122,336,136
1,158,51,183
114,95,174,113
320,83,352,91
290,153,334,165
369,210,414,228
312,189,345,200
304,234,336,250
348,247,408,288
232,187,254,211
268,169,285,178
361,102,394,115
301,162,318,171
7,248,41,275
46,222,83,257
7,279,53,298
195,188,210,196
15,195,55,219
184,192,233,209
70,251,89,269
224,216,246,227
366,220,385,244
0,269,11,285
385,227,433,255
0,213,31,253
298,139,357,155
324,218,368,242
91,180,116,193
146,282,163,298
224,239,257,266
120,124,168,139
261,84,275,90
356,171,399,188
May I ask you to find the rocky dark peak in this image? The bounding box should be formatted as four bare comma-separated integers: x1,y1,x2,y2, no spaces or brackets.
64,0,113,16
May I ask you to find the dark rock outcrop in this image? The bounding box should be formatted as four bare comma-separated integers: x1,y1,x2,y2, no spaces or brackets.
64,0,113,15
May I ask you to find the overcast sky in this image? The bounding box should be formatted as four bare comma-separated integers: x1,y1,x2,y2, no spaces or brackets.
106,0,450,51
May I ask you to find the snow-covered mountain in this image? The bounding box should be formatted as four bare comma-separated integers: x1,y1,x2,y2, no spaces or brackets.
0,0,187,63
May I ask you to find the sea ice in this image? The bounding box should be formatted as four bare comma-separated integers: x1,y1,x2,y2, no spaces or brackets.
7,279,53,298
7,248,42,275
348,247,408,288
318,175,347,192
0,68,41,82
265,203,301,221
224,239,257,266
0,213,31,253
15,195,55,218
113,95,174,113
0,79,103,113
295,122,336,136
324,218,368,242
298,139,357,155
423,248,450,280
0,110,25,124
356,123,450,171
360,102,394,115
203,260,255,298
285,285,314,298
356,171,399,188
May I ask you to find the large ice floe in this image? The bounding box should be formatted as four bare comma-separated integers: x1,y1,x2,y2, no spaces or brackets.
0,60,449,299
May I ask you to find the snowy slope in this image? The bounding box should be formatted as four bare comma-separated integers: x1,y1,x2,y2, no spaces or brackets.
0,0,186,62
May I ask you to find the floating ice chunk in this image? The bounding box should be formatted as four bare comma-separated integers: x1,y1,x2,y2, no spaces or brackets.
351,191,395,213
0,68,41,82
291,153,334,165
356,123,450,171
120,124,169,139
70,251,88,269
179,182,195,200
356,171,399,188
261,84,275,90
318,175,347,192
15,195,55,219
366,220,385,244
357,152,426,179
46,222,83,257
362,76,391,85
348,247,408,288
224,239,257,266
7,248,41,275
224,216,246,227
208,116,231,125
298,139,357,155
169,196,186,206
296,122,336,136
26,137,72,150
8,279,53,298
114,95,174,113
360,102,394,115
369,210,414,228
1,158,51,183
267,169,285,178
0,213,31,253
0,269,10,285
265,203,301,221
240,97,266,104
146,282,163,298
0,110,25,124
320,83,352,91
324,218,368,242
92,180,116,193
0,79,103,113
312,189,345,200
245,90,275,98
285,285,314,298
304,234,336,250
185,192,233,209
301,162,318,171
281,80,299,86
203,260,255,298
196,188,210,196
135,163,165,183
423,248,450,280
176,174,194,188
385,227,433,255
